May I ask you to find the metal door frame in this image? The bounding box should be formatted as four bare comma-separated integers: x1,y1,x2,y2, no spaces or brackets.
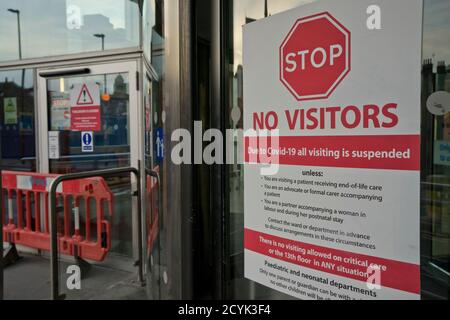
37,60,141,174
36,59,145,265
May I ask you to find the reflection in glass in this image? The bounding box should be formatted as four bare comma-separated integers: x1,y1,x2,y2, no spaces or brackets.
47,73,131,173
0,0,140,62
421,0,450,299
226,0,450,300
143,0,165,75
226,0,312,300
0,69,35,171
142,0,165,300
47,72,132,256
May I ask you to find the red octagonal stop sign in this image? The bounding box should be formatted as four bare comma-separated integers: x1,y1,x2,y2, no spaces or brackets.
280,12,351,101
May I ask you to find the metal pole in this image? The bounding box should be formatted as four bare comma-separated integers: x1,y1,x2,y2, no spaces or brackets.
49,179,59,300
48,167,144,299
7,9,25,158
17,10,24,103
18,11,25,160
136,161,143,285
93,34,105,51
17,11,22,60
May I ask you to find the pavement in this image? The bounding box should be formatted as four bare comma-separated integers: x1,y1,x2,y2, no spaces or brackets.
3,252,147,300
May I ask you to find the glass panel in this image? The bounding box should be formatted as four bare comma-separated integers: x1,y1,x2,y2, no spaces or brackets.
420,0,450,300
45,70,145,300
47,73,130,174
47,72,133,258
0,0,140,62
225,0,313,300
143,0,166,300
143,0,165,65
144,74,162,300
0,68,36,172
225,0,450,300
55,176,146,300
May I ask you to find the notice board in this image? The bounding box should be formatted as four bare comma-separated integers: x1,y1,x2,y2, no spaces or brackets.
243,0,422,300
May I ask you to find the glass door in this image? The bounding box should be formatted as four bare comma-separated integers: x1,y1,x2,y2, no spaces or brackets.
37,61,139,175
36,61,146,299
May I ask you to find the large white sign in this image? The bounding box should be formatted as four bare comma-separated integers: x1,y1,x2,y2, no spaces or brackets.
50,92,71,131
243,0,422,300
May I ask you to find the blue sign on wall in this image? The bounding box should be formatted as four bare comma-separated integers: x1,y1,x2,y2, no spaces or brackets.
155,127,164,163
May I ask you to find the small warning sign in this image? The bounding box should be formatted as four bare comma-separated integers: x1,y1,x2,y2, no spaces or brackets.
70,82,100,107
76,84,95,105
4,97,17,125
70,82,101,131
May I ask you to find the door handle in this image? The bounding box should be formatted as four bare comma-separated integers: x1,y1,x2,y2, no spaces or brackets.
39,68,91,78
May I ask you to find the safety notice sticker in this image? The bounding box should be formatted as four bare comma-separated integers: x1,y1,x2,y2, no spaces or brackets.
243,0,422,300
70,82,101,131
81,131,94,153
50,92,71,130
4,97,17,125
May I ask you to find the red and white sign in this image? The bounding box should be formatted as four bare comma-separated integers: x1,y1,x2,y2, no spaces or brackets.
243,0,423,300
280,12,350,101
70,82,101,131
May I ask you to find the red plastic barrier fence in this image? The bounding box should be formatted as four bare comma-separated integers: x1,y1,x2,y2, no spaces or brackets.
1,171,113,262
146,167,160,255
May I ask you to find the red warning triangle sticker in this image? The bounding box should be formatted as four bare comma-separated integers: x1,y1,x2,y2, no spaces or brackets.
76,83,95,106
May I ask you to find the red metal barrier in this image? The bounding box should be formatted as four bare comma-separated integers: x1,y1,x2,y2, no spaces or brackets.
146,167,160,255
1,171,113,262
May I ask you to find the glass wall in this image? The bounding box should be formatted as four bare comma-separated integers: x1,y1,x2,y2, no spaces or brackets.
143,0,168,300
0,0,176,301
420,0,450,300
143,0,165,65
224,0,312,300
0,68,35,172
224,0,450,300
0,0,140,62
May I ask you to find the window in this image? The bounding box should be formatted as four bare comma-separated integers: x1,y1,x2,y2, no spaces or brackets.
224,0,450,300
0,0,140,62
224,0,313,300
143,0,164,68
420,0,450,300
0,68,35,172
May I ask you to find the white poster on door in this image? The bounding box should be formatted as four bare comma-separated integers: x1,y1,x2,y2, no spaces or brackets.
50,92,71,130
48,131,60,160
243,0,422,300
